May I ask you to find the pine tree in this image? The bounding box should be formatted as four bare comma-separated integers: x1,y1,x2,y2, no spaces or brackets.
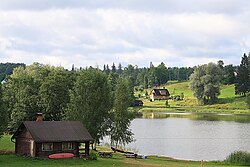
235,54,250,96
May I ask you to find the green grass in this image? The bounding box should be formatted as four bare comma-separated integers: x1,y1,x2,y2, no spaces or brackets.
137,81,250,114
0,135,14,151
0,135,243,167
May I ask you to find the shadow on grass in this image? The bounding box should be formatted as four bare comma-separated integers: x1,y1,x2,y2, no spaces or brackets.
217,97,235,104
218,96,246,104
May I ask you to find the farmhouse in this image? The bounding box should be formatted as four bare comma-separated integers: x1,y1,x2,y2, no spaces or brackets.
11,114,93,158
150,88,170,101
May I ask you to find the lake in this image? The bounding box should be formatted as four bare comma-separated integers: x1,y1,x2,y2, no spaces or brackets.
103,113,250,161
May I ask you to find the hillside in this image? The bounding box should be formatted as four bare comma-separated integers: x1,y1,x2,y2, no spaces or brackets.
138,81,249,114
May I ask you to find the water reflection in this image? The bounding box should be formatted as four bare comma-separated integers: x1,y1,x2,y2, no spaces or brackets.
142,112,250,123
125,117,250,161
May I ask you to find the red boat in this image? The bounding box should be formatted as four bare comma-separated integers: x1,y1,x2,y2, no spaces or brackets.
48,153,74,159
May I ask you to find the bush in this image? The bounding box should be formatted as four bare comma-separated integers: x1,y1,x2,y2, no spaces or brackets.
224,151,250,165
88,150,98,160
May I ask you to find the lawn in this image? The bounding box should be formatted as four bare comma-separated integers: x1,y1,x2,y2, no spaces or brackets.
0,135,243,167
138,81,250,114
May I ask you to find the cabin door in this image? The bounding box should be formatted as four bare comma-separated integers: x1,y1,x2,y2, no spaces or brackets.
30,140,35,157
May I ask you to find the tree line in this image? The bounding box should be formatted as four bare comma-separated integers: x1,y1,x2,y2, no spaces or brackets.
0,63,134,148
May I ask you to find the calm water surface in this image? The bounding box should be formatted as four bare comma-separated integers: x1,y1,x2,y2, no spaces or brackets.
124,115,250,161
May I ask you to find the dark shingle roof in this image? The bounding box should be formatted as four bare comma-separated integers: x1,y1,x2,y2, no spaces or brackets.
12,121,93,142
152,89,170,96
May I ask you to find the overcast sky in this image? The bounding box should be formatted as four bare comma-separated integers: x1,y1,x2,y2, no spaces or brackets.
0,0,250,69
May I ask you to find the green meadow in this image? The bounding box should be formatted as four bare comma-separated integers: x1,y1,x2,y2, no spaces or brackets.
138,81,249,114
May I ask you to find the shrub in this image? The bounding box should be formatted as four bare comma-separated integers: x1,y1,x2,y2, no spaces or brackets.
89,150,98,160
225,151,250,165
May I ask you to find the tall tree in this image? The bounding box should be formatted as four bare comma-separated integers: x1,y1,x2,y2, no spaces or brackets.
235,54,250,96
39,68,73,121
0,83,7,137
189,63,222,104
117,63,123,76
155,62,168,85
65,68,112,144
110,78,134,147
4,64,43,132
223,64,236,84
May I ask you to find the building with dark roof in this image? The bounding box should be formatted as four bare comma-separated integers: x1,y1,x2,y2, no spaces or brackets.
11,118,94,158
150,88,170,101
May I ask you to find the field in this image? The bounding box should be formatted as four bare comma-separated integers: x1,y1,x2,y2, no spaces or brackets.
0,135,242,167
137,81,250,114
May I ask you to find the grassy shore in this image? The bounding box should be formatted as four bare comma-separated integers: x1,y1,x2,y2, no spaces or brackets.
0,135,243,167
137,81,250,114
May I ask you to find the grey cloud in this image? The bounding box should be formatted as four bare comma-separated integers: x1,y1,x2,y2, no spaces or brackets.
1,0,250,15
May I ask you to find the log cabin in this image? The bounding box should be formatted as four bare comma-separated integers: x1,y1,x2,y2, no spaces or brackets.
11,114,93,158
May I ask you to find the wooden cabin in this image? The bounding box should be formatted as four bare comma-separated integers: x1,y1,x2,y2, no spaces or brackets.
150,88,170,101
132,100,144,107
11,117,93,158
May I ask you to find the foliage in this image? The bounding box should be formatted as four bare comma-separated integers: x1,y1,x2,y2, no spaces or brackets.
0,63,25,81
235,53,250,96
0,83,8,137
189,63,222,105
246,94,250,109
4,64,42,132
106,63,194,89
39,68,73,121
3,63,74,132
225,151,250,165
65,68,112,143
110,78,134,147
223,64,236,84
89,150,98,160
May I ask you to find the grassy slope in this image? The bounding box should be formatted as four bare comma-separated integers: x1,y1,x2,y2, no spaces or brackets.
140,81,249,114
0,136,240,167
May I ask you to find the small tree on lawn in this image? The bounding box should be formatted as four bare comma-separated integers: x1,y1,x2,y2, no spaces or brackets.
189,63,222,105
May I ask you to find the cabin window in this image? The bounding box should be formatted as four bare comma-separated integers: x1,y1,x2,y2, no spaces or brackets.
42,143,53,151
62,142,73,150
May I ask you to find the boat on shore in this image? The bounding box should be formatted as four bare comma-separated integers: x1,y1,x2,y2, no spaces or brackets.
48,153,74,159
111,147,147,159
111,147,134,154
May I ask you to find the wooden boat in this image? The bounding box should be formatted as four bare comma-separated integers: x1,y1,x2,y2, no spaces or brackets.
48,153,74,159
111,147,134,154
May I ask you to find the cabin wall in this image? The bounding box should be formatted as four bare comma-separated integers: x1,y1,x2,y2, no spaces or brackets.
151,95,169,101
36,142,79,158
15,128,33,156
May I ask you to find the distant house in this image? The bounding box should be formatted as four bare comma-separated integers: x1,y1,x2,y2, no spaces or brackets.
11,114,93,158
150,88,170,101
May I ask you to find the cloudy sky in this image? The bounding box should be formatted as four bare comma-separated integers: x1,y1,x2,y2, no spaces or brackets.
0,0,250,69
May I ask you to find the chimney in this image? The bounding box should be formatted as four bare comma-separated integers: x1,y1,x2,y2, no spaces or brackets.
36,113,43,121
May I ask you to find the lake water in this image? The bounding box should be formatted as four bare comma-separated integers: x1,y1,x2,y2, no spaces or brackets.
103,113,250,161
